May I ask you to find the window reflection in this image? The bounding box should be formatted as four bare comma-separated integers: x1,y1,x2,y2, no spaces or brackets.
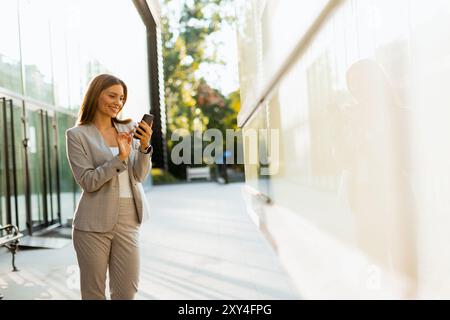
1,0,149,118
236,0,450,294
0,0,153,232
341,59,416,278
270,0,422,285
19,0,54,104
0,0,22,93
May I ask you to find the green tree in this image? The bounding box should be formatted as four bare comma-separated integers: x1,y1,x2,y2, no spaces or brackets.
161,0,240,179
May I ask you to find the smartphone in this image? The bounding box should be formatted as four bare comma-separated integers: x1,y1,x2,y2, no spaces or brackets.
133,113,154,139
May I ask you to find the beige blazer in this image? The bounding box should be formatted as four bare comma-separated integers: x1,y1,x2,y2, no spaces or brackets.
65,121,152,232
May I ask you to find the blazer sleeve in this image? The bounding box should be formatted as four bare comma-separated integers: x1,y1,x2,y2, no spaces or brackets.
130,122,153,183
66,129,128,193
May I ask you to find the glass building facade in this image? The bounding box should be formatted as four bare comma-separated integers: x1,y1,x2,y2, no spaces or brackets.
237,0,450,298
0,0,160,235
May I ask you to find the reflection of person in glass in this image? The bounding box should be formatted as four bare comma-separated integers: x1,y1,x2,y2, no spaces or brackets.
344,60,416,289
66,74,153,299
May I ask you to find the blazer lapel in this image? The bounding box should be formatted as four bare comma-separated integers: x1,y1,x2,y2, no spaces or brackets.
88,122,115,162
113,121,135,177
112,120,121,133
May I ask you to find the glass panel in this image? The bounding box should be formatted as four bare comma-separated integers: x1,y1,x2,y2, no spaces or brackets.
49,1,70,109
0,0,22,94
236,0,332,121
19,0,54,104
64,1,85,111
407,0,450,297
56,112,78,225
44,111,59,224
9,100,27,231
0,98,27,231
244,0,450,293
242,104,271,196
0,99,26,230
46,0,150,116
26,108,46,227
0,98,7,226
235,0,263,112
79,0,150,121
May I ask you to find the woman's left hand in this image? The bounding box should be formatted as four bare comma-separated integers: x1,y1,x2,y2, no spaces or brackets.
134,120,153,151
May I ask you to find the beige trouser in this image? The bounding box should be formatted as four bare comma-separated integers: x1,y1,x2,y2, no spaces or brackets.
73,198,140,300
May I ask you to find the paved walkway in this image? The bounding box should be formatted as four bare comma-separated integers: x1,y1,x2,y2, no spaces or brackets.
0,182,300,300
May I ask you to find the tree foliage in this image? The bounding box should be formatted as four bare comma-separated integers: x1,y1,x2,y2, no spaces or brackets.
161,0,241,178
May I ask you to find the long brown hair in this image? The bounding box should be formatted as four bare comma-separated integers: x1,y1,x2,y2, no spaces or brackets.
76,74,132,126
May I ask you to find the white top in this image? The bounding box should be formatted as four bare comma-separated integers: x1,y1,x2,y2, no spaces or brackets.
109,147,133,198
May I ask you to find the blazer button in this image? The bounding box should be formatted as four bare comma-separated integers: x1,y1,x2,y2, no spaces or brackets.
116,169,120,173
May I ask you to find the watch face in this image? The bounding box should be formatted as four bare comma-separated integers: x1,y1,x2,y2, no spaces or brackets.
145,145,153,154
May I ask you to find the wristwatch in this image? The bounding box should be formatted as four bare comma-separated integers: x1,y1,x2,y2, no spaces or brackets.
140,144,153,155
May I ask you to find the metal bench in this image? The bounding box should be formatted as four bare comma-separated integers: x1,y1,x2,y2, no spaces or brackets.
0,224,23,299
0,224,23,271
186,166,211,181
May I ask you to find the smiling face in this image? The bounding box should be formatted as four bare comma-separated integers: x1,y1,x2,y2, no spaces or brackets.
96,84,125,119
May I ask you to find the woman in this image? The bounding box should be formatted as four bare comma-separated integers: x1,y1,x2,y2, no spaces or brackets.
65,74,153,300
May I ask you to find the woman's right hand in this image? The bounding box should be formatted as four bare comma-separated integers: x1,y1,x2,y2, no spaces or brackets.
116,129,133,161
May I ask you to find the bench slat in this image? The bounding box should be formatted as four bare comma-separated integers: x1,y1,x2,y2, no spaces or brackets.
0,234,23,246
